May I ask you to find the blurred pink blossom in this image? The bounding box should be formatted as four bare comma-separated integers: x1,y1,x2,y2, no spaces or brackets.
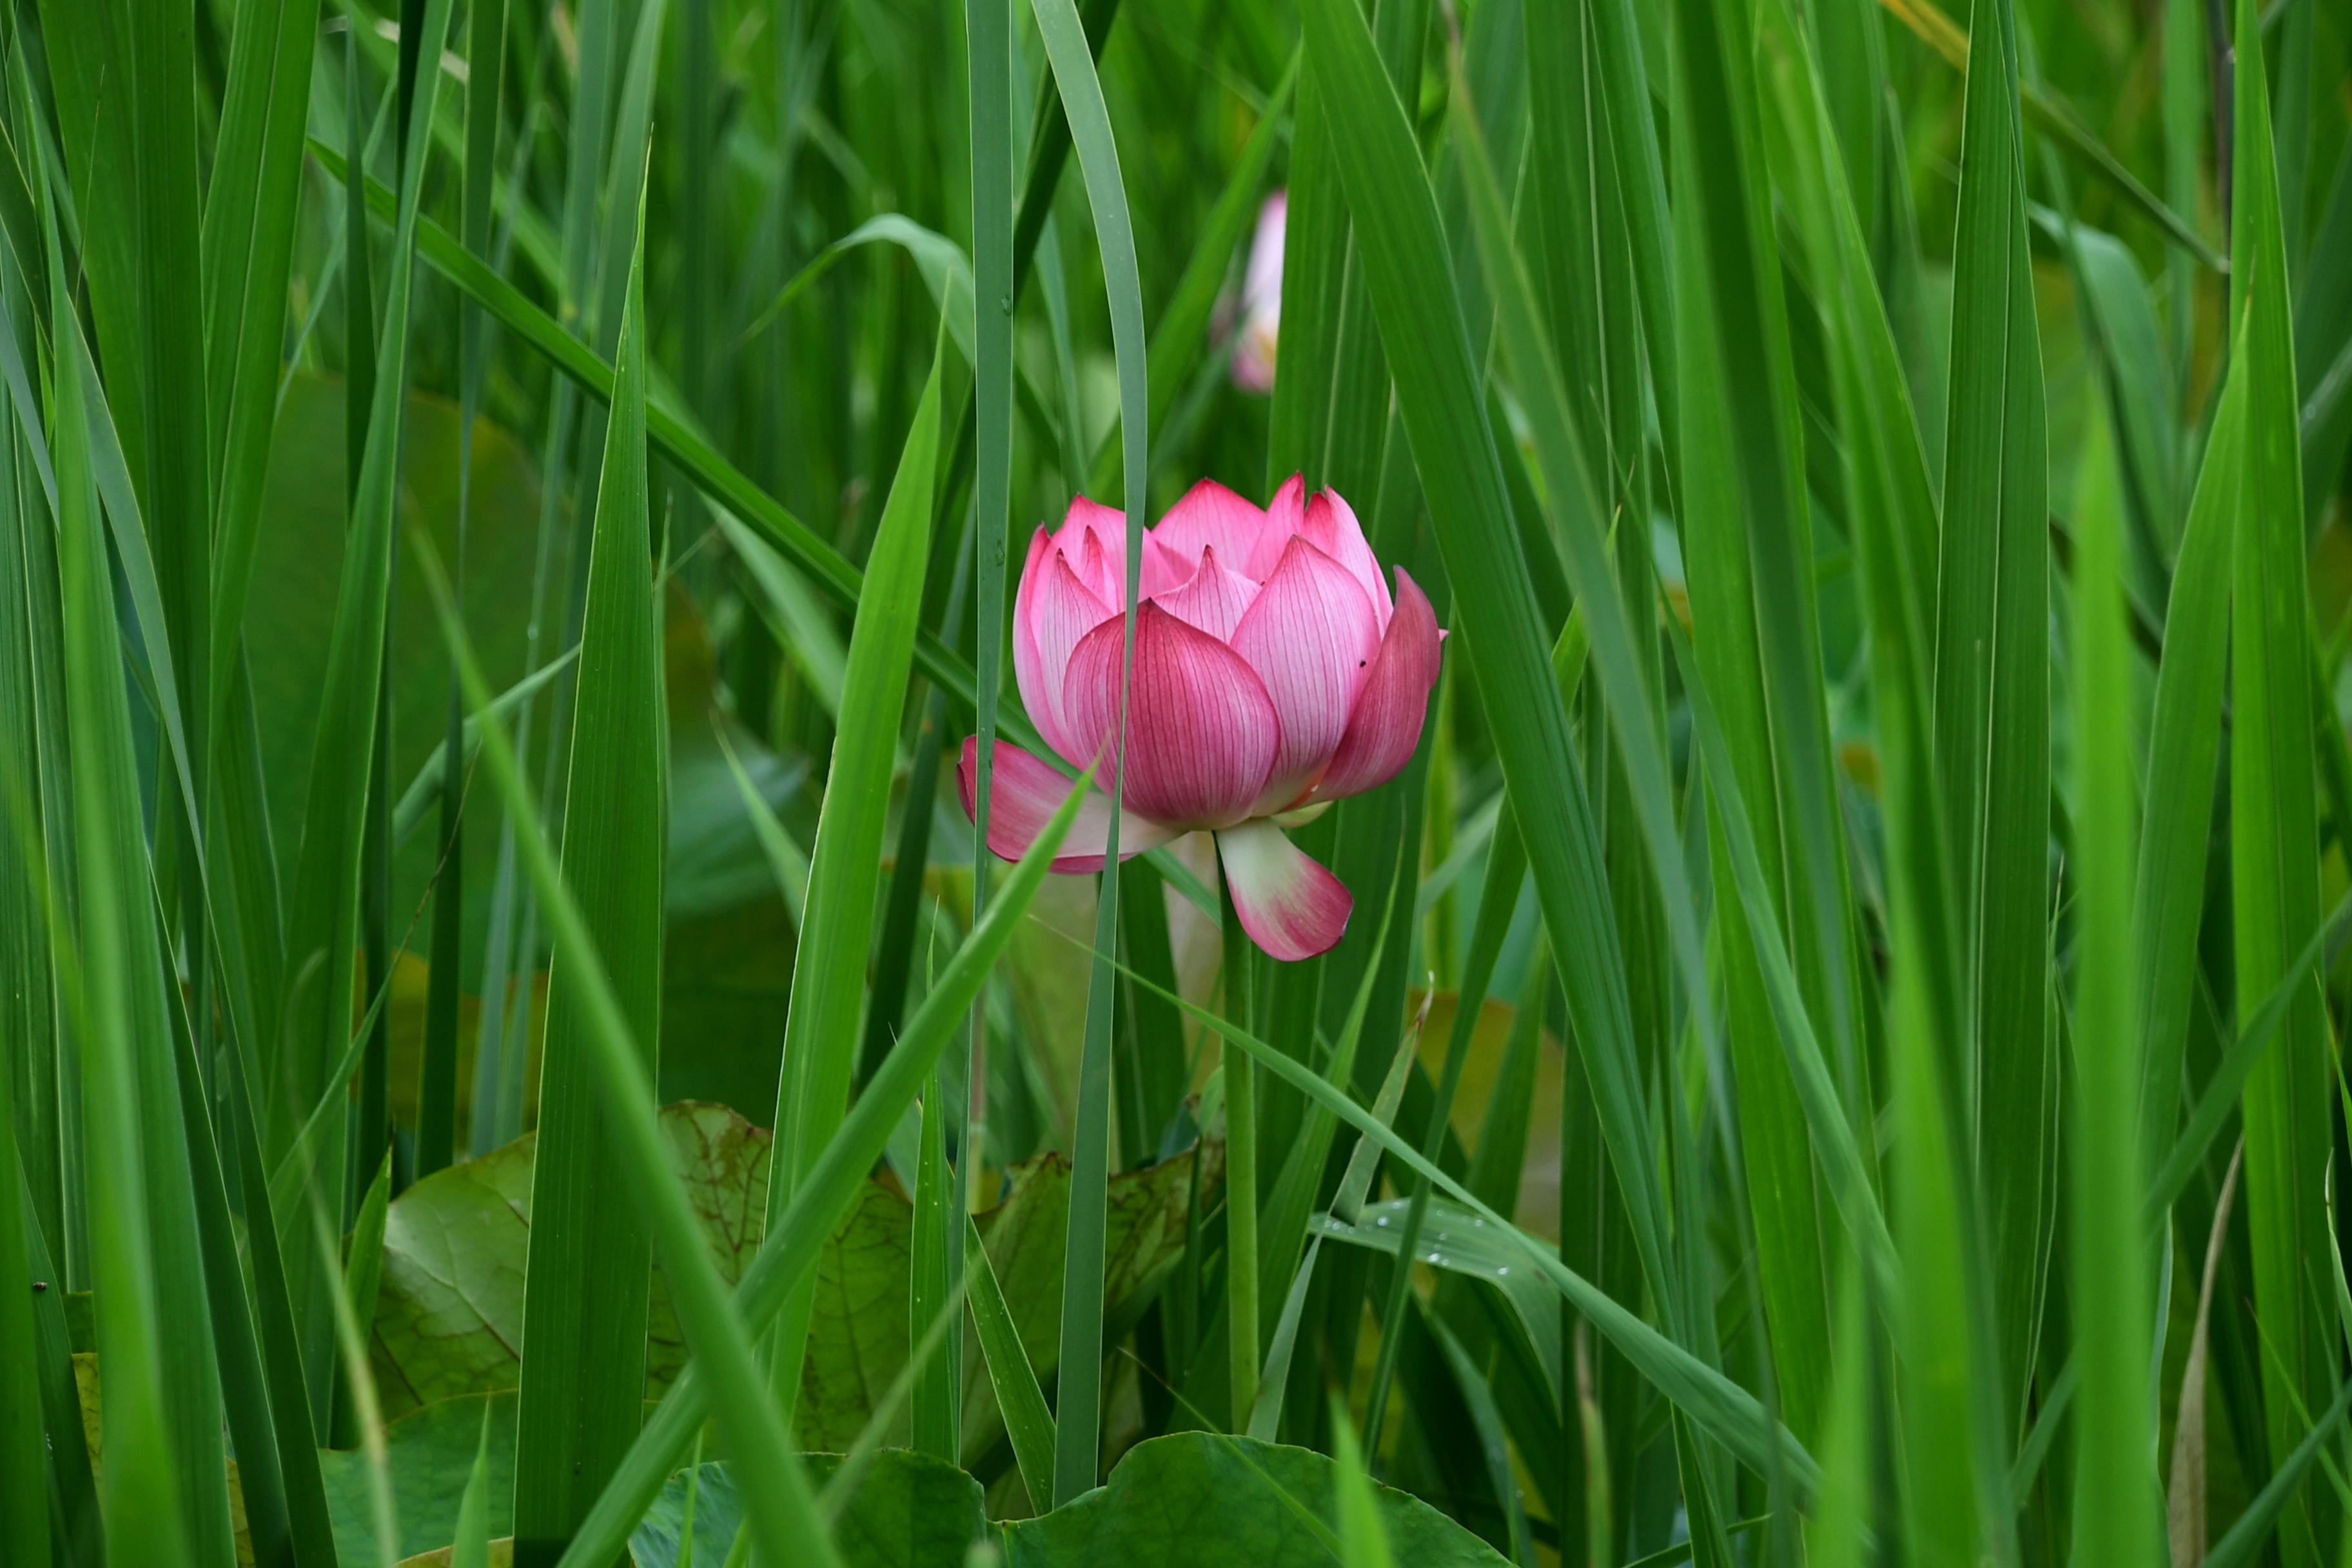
961,475,1443,961
1231,191,1286,394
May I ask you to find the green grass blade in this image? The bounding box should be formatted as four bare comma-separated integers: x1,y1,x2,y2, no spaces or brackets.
1029,0,1152,1504
511,165,670,1568
1660,0,1865,1441
202,0,322,705
550,772,1095,1568
1934,0,2053,1433
1294,0,1681,1360
965,1209,1057,1507
1084,54,1296,496
414,529,841,1568
2132,328,2247,1176
1099,945,1817,1486
2226,6,2330,1554
2063,397,2162,1555
909,1075,955,1460
0,1011,52,1567
760,325,946,1424
277,0,456,1404
966,0,1015,1458
453,1401,496,1568
46,233,209,1568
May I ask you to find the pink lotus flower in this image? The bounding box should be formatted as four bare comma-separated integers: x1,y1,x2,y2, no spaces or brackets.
960,475,1443,961
1230,191,1285,393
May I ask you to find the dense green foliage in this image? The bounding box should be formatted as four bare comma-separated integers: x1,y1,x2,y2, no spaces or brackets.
3,0,2351,1562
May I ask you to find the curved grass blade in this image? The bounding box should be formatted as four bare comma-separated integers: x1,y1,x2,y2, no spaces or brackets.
1028,0,1151,1505
550,772,1095,1568
413,536,841,1568
2224,3,2330,1554
511,186,669,1565
1934,0,2053,1435
2063,399,2162,1556
1093,947,1817,1488
1874,0,2222,270
758,322,947,1427
1293,0,1681,1365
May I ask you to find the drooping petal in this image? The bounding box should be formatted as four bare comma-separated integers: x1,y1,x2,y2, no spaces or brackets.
957,738,1179,872
1246,473,1311,580
1228,534,1381,811
1215,818,1351,961
1150,478,1267,576
1024,550,1118,764
1297,487,1391,631
1060,603,1279,830
1151,544,1260,643
1310,565,1444,801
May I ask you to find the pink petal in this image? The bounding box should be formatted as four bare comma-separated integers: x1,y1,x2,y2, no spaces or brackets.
1150,545,1260,643
1012,525,1058,745
1228,535,1381,812
957,738,1178,873
1310,566,1443,801
1150,478,1267,576
1298,489,1391,631
1075,524,1123,609
1051,496,1126,555
1216,818,1351,962
1246,473,1311,580
1060,603,1279,830
1141,534,1193,600
1024,549,1118,765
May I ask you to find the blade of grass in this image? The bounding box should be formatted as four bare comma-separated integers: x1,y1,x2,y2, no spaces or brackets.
965,0,1014,1458
277,0,456,1409
1934,0,2053,1435
1660,0,1865,1442
759,323,947,1427
1295,0,1684,1370
2132,326,2247,1179
202,0,324,708
2226,3,2331,1549
1363,812,1526,1452
1875,0,2224,270
1455,33,1900,1324
965,1210,1057,1509
413,533,843,1568
1028,0,1151,1505
510,178,670,1568
550,767,1095,1568
1095,945,1818,1486
0,1003,50,1568
2063,398,2162,1556
46,231,206,1568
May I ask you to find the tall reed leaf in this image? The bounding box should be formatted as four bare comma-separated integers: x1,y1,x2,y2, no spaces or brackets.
760,326,946,1424
512,193,670,1565
1293,0,1680,1351
413,534,841,1568
2064,397,2162,1554
2226,0,2329,1556
553,774,1093,1568
275,0,456,1394
1934,0,2053,1431
48,245,219,1568
1029,0,1151,1504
